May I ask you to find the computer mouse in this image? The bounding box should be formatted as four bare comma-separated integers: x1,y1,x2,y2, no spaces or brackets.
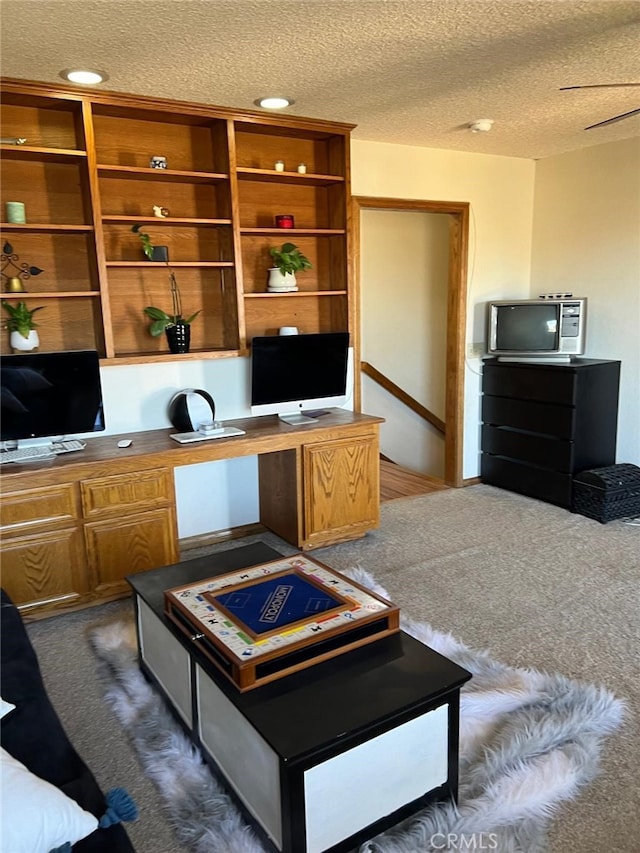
117,439,132,448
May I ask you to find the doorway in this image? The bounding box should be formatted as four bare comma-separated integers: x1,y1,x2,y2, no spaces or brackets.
352,196,469,487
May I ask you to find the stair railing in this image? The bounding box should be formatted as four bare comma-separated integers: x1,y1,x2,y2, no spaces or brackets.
360,361,445,435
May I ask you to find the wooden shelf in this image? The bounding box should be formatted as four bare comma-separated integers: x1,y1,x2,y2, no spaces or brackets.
1,77,353,361
244,290,347,298
240,227,345,236
106,261,234,268
236,167,344,186
1,291,100,299
0,223,93,232
98,164,229,183
102,348,242,366
102,215,232,227
0,144,86,161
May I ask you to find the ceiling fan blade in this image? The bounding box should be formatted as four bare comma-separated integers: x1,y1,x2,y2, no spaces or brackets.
560,83,640,90
585,108,640,130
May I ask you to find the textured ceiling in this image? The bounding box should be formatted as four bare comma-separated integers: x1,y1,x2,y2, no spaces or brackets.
1,0,639,160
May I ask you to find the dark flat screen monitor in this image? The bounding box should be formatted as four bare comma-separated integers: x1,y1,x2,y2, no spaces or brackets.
250,332,350,425
1,350,105,443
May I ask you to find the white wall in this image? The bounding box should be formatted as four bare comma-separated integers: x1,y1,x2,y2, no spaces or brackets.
360,209,448,477
351,139,536,478
98,355,260,537
531,137,640,463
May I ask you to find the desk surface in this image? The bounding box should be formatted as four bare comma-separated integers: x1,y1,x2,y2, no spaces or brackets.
128,543,472,763
1,409,384,485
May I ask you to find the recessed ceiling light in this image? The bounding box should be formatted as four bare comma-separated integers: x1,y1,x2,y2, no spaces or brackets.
60,69,109,85
468,119,494,133
254,97,294,110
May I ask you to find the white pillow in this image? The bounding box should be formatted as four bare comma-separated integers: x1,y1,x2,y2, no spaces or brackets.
0,747,98,853
0,696,16,718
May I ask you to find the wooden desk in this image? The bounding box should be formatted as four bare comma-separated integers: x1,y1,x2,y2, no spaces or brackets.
0,410,383,619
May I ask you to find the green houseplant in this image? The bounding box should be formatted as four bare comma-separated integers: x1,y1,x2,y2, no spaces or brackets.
267,242,312,293
2,299,44,351
132,225,200,352
142,273,200,335
269,242,312,276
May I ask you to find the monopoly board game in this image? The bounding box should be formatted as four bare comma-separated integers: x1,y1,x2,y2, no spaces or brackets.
164,554,400,691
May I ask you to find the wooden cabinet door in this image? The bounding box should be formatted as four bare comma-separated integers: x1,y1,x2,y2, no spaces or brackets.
303,433,379,548
84,506,179,595
0,482,88,614
1,527,88,614
82,467,178,593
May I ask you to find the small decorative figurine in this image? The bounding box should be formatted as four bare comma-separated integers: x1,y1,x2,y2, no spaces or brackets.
149,155,168,169
153,205,170,218
274,160,285,172
297,163,307,174
1,242,45,293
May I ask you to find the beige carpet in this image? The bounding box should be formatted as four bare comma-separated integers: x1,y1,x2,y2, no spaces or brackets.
27,484,639,852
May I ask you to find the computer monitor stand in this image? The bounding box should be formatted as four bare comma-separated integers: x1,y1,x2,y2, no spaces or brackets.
279,412,317,426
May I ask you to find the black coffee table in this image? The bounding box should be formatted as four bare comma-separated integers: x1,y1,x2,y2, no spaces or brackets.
128,543,471,853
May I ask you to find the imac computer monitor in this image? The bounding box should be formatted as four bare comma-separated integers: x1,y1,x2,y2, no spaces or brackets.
250,332,350,425
1,349,105,444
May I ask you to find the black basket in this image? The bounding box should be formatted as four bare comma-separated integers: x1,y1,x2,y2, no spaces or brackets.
572,463,640,523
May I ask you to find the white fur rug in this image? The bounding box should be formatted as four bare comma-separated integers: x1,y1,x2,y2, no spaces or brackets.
89,567,625,853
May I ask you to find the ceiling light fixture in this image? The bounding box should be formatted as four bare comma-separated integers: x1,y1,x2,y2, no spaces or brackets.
254,97,294,110
60,69,109,85
468,119,494,133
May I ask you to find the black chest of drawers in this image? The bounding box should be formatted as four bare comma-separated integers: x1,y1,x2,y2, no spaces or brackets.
481,358,621,508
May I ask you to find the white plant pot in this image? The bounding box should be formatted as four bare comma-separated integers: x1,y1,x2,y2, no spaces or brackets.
10,329,39,352
267,268,298,292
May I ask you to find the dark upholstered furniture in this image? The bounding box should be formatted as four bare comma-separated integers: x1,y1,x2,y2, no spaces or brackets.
0,589,135,852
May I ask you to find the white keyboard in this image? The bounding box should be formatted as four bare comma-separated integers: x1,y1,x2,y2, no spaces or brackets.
51,440,86,454
0,439,86,464
0,445,57,464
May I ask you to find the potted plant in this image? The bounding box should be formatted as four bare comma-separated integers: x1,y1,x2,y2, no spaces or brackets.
268,242,312,292
131,223,169,262
2,299,44,351
132,226,200,353
143,272,200,334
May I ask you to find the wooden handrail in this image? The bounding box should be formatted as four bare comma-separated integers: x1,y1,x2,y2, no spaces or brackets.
361,361,446,435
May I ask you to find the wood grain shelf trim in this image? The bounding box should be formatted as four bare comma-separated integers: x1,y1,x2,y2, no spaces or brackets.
97,165,229,183
2,291,101,299
0,145,87,161
0,223,94,232
106,261,235,268
236,167,344,186
244,290,348,298
240,228,345,236
101,216,232,226
103,348,242,365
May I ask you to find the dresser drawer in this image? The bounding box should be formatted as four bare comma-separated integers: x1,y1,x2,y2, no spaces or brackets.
481,426,574,472
81,468,174,518
483,363,578,404
482,395,575,438
481,455,572,507
0,483,80,534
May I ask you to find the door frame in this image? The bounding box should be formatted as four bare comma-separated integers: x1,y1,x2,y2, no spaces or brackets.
351,196,469,487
